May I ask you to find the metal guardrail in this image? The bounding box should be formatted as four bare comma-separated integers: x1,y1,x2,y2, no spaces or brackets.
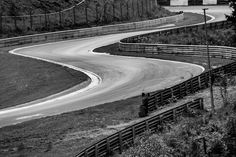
75,98,203,157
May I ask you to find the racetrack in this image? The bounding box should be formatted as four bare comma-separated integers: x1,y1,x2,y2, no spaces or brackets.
0,6,230,128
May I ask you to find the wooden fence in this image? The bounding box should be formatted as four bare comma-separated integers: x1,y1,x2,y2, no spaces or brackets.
75,98,203,157
145,62,236,113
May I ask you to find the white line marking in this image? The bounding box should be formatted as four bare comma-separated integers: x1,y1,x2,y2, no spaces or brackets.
16,114,44,120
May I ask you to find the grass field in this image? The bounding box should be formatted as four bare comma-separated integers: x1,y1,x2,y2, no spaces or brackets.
0,12,233,157
0,52,90,109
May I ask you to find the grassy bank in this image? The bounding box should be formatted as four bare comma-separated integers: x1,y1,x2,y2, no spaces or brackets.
0,52,90,109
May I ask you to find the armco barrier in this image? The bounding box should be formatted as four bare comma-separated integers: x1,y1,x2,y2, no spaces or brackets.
75,98,203,157
0,13,183,48
119,20,236,113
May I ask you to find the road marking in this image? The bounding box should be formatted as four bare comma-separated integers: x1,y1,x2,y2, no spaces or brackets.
16,114,44,120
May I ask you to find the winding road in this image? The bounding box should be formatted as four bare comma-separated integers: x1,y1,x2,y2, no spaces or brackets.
0,6,231,128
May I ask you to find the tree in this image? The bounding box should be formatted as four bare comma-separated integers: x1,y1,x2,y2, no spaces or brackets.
226,0,236,30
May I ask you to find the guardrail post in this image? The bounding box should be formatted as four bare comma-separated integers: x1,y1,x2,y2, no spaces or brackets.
118,132,123,154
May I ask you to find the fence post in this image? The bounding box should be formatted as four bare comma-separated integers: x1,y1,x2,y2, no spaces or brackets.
96,4,99,24
190,79,194,93
73,5,76,26
198,76,202,90
118,132,123,154
145,121,149,130
203,137,207,155
137,0,140,18
95,144,98,157
141,0,144,18
112,3,115,21
106,138,111,155
85,3,88,25
178,84,182,98
126,1,129,20
199,98,204,110
171,88,174,99
132,126,136,144
84,150,88,157
145,0,148,15
59,10,62,28
204,72,208,88
14,16,17,31
132,0,135,18
185,82,188,96
44,10,47,29
120,2,123,20
160,92,163,106
0,12,2,34
29,11,33,30
173,109,176,121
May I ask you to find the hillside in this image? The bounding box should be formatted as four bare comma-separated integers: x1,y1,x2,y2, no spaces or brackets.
1,0,79,15
0,0,173,38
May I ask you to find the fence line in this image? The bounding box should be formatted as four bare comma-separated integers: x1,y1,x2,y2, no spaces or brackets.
0,0,159,36
119,20,236,114
75,98,203,157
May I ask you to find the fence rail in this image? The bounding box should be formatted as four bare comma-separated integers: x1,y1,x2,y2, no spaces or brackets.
75,98,203,157
119,20,236,114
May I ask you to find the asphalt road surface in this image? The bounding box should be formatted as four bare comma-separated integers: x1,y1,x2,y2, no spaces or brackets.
0,6,231,127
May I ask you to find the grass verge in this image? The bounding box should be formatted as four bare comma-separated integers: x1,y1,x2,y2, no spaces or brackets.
0,51,90,109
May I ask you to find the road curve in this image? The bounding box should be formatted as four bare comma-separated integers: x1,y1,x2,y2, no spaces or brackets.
0,6,230,127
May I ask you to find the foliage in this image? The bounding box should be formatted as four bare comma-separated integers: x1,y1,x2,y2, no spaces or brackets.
120,103,236,157
226,0,236,31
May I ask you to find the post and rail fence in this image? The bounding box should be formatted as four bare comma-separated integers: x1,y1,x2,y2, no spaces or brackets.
75,98,204,157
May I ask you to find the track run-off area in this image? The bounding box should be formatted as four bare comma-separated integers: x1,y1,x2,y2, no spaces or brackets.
0,6,231,128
